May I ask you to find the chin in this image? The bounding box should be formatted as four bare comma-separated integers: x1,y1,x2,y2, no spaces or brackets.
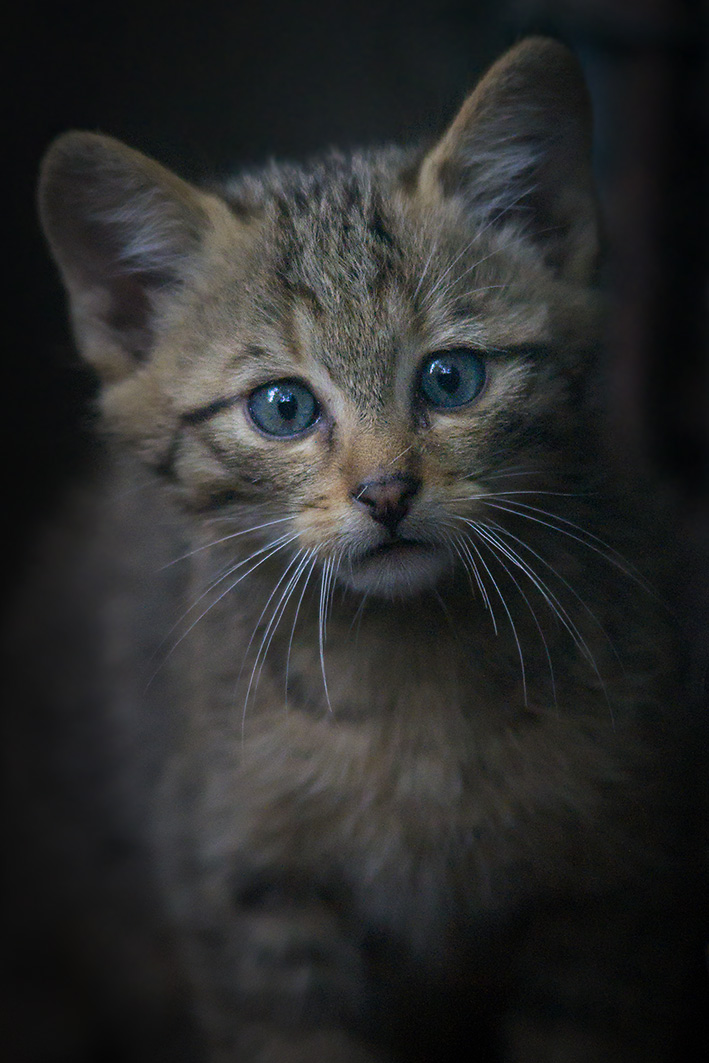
339,540,451,599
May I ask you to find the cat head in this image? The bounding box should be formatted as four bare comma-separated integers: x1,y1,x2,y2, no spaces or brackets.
39,37,604,599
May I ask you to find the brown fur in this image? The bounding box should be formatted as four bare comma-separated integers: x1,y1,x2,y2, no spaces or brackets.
26,37,699,1062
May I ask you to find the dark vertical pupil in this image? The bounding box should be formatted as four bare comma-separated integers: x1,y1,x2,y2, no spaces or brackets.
436,364,460,395
278,392,298,421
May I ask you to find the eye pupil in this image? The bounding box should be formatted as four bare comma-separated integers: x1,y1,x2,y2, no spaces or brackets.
435,364,460,395
277,393,298,421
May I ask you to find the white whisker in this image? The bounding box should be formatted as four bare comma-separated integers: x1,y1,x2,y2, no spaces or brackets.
464,519,612,719
478,467,544,482
145,532,299,689
476,531,556,705
385,443,415,468
476,497,651,593
485,517,621,666
241,548,325,730
285,551,320,707
445,527,497,631
451,489,587,502
422,185,540,310
159,516,292,569
412,236,440,303
457,527,527,702
318,558,335,712
348,584,370,639
153,531,297,663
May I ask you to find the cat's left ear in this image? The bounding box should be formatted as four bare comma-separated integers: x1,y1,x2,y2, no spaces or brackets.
418,37,599,284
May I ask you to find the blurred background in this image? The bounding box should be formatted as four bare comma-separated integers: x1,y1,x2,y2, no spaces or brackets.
5,0,708,1059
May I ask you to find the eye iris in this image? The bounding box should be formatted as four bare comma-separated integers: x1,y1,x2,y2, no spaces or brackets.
249,380,319,437
420,349,485,409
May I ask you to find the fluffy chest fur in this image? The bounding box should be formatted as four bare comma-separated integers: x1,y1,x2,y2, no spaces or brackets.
151,487,669,984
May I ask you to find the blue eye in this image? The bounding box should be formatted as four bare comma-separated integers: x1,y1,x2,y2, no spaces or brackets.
248,379,320,437
418,349,486,409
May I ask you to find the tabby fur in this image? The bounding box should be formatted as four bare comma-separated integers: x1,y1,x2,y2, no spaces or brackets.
26,37,699,1062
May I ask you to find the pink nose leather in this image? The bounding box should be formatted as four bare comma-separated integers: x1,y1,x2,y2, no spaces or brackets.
351,473,421,535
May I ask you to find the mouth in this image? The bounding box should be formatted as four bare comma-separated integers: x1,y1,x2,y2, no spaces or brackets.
343,537,449,598
362,537,430,559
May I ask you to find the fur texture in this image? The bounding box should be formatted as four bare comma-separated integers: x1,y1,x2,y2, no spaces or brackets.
23,37,700,1062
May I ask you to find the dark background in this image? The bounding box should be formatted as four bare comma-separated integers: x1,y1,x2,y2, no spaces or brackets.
5,0,708,1058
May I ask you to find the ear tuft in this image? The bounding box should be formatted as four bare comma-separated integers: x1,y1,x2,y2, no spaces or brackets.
419,38,599,283
38,132,211,379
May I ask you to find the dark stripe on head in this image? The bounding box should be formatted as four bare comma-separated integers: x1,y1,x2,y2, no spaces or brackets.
182,394,242,425
190,487,247,513
368,204,395,249
153,429,182,481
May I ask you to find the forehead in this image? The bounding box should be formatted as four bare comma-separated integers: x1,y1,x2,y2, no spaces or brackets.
226,152,423,405
226,150,409,281
216,150,546,408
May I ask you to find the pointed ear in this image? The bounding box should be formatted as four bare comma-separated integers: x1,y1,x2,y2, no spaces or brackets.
38,132,218,380
418,38,599,283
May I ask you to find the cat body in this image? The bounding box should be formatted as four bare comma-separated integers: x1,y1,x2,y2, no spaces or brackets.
26,38,699,1062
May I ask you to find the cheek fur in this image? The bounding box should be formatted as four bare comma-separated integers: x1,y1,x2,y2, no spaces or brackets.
293,470,375,555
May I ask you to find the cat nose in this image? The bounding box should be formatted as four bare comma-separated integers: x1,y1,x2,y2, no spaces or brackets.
351,472,421,535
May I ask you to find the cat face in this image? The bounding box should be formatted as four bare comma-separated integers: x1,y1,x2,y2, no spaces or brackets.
38,38,603,600
158,194,581,599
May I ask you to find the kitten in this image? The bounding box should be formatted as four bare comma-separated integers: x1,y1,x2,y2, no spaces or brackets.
26,35,699,1063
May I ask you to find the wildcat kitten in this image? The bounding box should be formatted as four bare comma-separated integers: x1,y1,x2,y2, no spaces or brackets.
29,36,700,1063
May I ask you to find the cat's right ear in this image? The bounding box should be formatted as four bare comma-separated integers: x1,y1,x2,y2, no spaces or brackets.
417,37,599,284
38,132,229,381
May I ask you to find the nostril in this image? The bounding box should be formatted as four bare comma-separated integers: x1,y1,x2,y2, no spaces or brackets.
351,473,421,533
